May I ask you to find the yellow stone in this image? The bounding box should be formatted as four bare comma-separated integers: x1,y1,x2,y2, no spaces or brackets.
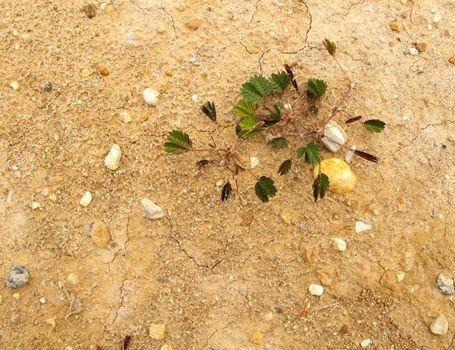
313,159,356,193
149,323,166,340
250,332,263,345
81,68,91,78
160,345,173,350
90,222,111,248
389,21,402,32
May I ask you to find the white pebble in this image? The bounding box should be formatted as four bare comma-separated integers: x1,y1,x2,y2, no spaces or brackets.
250,156,259,169
39,297,46,304
345,145,356,163
396,271,405,282
409,47,419,55
119,111,132,123
10,81,19,90
355,220,372,233
79,191,92,207
360,339,371,348
143,88,159,106
427,24,433,30
284,103,292,111
308,283,324,296
433,15,441,23
141,198,164,220
191,94,198,102
430,314,448,335
332,238,347,252
379,36,385,43
67,273,78,285
104,144,122,170
31,201,41,210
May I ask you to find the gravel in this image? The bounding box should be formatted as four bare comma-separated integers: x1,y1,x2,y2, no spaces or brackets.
7,265,30,288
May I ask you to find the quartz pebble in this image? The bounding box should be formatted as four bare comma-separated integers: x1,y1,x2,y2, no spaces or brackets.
10,81,19,90
355,220,372,233
360,339,371,348
345,145,356,163
67,273,78,285
104,144,121,170
119,111,132,123
141,198,164,220
322,120,347,152
437,274,455,295
332,238,347,252
396,271,405,282
31,201,41,209
308,283,324,296
430,314,448,335
191,94,198,102
89,221,111,248
79,191,92,207
40,297,46,304
7,265,30,289
149,323,166,340
409,47,419,55
250,156,259,169
143,88,159,106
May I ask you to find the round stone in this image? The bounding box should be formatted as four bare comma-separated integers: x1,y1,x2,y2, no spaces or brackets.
143,88,159,106
7,265,30,288
308,283,324,296
313,158,356,193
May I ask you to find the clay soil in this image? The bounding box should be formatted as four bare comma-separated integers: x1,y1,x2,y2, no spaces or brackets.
1,0,454,349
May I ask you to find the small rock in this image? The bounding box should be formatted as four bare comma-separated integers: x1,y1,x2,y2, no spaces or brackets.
6,265,30,289
322,120,347,152
415,42,427,52
46,317,56,327
389,21,402,32
104,144,121,170
417,65,425,73
81,3,96,18
250,331,263,345
149,323,166,340
67,273,78,285
332,238,347,252
355,220,372,233
360,339,371,348
119,111,132,123
345,145,356,163
9,81,19,90
89,222,111,248
250,156,259,169
126,31,137,41
95,66,109,76
314,159,356,193
191,94,198,102
160,345,173,350
433,15,441,23
40,297,46,304
185,18,202,30
31,201,41,210
79,191,92,207
143,88,159,106
81,68,91,78
449,55,455,65
437,274,455,295
409,47,419,55
141,198,164,220
43,82,53,92
156,25,166,34
396,271,405,282
430,314,448,335
165,70,173,77
308,283,324,296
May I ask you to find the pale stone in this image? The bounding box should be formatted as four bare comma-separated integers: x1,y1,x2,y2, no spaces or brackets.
360,339,371,348
345,145,356,163
67,273,78,285
322,120,347,152
160,345,173,350
79,191,92,207
143,88,159,106
141,198,164,219
332,238,347,252
10,81,19,90
308,283,324,296
31,201,41,209
396,271,405,282
430,314,448,335
355,220,372,233
149,323,166,340
104,144,121,170
119,111,132,123
250,156,259,169
437,274,455,295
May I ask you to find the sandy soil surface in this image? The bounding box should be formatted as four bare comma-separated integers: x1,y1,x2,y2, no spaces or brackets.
1,0,454,349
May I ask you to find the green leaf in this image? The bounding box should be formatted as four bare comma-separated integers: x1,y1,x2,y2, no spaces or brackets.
164,130,193,154
307,78,328,99
255,176,277,203
269,71,290,93
201,101,216,122
233,99,256,118
241,75,272,102
238,117,263,137
312,173,329,201
268,137,288,150
296,142,320,164
221,182,232,201
363,119,386,133
278,159,292,175
323,39,336,56
266,102,283,124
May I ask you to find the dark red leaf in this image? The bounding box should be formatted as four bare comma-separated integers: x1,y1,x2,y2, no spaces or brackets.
123,335,132,350
284,64,299,92
345,115,362,124
354,150,379,163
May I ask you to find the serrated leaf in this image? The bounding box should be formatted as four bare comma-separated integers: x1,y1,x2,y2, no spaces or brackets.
238,117,263,137
278,159,292,175
312,173,329,201
269,71,290,93
364,119,386,133
164,130,192,154
241,75,272,102
296,142,320,164
233,99,256,118
268,137,288,150
266,102,283,124
323,39,336,56
255,176,277,203
201,101,216,122
221,182,232,201
307,78,328,99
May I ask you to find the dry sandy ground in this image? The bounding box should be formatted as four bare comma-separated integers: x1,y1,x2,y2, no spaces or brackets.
1,0,454,349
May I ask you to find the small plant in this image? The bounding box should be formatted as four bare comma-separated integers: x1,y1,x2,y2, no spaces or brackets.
164,39,385,203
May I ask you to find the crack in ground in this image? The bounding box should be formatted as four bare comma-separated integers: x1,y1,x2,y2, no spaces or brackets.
112,279,127,324
279,0,313,55
130,0,176,39
249,0,262,24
